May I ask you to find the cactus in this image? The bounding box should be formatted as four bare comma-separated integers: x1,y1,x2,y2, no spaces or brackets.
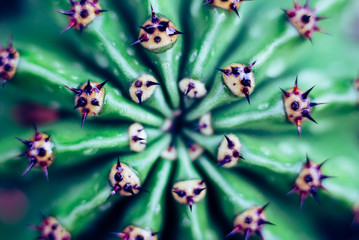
1,0,359,239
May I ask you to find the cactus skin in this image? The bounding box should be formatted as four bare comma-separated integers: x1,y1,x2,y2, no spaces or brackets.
1,0,359,240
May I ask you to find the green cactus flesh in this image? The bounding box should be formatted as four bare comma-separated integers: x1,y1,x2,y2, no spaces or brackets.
1,0,359,239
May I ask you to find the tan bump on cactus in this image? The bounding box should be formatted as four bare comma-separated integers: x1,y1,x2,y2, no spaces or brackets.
58,0,105,32
27,132,53,167
227,204,272,239
109,160,141,197
74,81,105,116
283,86,312,122
284,0,324,40
36,217,71,240
133,7,182,52
172,180,206,207
295,161,322,193
0,42,20,87
217,134,243,168
179,78,207,98
160,146,177,161
219,62,255,104
129,75,159,104
66,80,107,126
188,143,204,161
203,0,245,17
128,123,147,152
161,118,173,131
115,225,158,240
289,156,331,207
281,76,322,136
198,112,213,136
16,126,54,180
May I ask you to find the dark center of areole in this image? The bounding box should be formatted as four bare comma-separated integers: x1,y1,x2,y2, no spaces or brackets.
132,136,141,142
154,36,161,43
114,172,123,182
135,80,142,87
8,52,15,59
304,174,313,183
123,183,132,192
301,109,310,117
143,25,155,34
80,9,89,19
233,150,240,158
230,3,238,11
291,101,300,110
244,67,251,74
176,190,186,197
135,236,144,240
91,98,99,106
83,83,93,94
77,97,87,107
231,67,240,76
193,188,204,195
38,147,46,157
48,233,55,240
224,155,231,162
244,216,252,224
241,78,251,87
158,21,169,32
301,14,311,23
4,64,12,72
